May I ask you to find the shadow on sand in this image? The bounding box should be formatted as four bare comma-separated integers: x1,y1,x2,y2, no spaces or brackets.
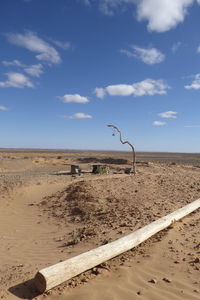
8,278,41,299
50,171,71,176
52,171,91,176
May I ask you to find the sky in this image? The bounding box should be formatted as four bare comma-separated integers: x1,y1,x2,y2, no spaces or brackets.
0,0,200,152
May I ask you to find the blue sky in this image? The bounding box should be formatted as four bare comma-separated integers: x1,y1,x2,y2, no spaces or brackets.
1,0,200,152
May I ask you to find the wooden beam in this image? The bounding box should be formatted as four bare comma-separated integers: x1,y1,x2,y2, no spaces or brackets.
34,198,200,293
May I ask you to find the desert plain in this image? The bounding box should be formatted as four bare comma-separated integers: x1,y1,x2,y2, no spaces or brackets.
0,149,200,300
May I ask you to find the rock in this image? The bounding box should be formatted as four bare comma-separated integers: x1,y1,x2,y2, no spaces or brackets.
56,237,64,242
162,277,171,283
148,279,157,284
92,267,100,275
40,200,47,205
65,239,79,246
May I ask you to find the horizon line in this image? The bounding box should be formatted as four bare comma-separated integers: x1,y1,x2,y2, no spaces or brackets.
0,147,199,155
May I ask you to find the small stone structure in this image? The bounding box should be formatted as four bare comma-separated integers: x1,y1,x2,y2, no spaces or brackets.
71,165,81,175
92,165,109,174
124,168,133,174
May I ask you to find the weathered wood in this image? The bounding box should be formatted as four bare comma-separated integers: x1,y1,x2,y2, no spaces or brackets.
107,124,136,174
34,198,200,293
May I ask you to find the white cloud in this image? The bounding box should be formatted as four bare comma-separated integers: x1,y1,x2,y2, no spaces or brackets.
98,0,134,16
131,79,169,96
94,87,106,99
137,0,194,32
0,72,34,88
2,59,25,67
106,84,135,96
82,0,197,32
51,40,72,50
94,79,169,98
58,94,89,103
158,111,177,119
2,59,44,78
121,45,165,64
82,0,136,15
153,121,166,126
6,31,61,64
24,64,44,77
68,112,92,119
184,73,200,89
120,49,134,57
0,105,9,111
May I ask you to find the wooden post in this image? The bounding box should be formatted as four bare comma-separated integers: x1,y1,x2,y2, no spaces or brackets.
34,198,200,293
107,124,136,174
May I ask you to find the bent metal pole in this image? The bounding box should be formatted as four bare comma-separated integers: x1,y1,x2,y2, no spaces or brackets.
34,198,200,293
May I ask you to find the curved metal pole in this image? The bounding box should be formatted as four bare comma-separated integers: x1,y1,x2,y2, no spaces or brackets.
107,124,136,174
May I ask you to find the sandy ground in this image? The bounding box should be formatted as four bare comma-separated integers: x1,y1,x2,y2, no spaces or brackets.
0,150,199,299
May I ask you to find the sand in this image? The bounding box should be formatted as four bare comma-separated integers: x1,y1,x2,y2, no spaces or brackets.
0,150,199,299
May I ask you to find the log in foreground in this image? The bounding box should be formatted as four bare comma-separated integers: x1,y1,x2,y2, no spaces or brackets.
35,198,200,293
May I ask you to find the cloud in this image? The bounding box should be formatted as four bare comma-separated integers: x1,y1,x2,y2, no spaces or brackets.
0,72,34,88
50,39,72,50
58,94,89,103
82,0,197,32
153,121,166,126
184,73,200,89
2,59,25,67
94,87,106,99
24,64,44,77
81,0,136,15
196,44,200,57
2,59,44,78
121,45,165,64
120,49,135,57
98,0,129,15
137,0,194,32
0,105,9,111
99,0,135,16
158,111,177,119
6,31,61,64
68,112,92,119
94,79,169,98
106,84,136,96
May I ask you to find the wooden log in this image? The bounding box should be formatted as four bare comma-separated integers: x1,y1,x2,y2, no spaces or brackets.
34,198,200,293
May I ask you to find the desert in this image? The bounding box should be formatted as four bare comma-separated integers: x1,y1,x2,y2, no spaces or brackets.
0,149,200,300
